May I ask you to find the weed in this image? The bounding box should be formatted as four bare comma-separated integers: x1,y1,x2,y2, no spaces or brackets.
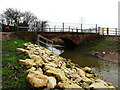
2,39,32,88
88,40,112,51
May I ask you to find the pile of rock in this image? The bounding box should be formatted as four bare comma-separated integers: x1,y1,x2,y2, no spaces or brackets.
17,42,117,89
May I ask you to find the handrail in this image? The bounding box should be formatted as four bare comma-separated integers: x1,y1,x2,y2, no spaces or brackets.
37,35,53,51
38,35,53,43
18,26,98,34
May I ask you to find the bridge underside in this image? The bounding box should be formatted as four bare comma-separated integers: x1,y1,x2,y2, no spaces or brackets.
59,37,78,48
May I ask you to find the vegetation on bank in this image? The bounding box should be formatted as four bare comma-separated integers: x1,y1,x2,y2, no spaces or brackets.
77,37,120,63
2,39,35,89
78,38,119,52
88,40,118,51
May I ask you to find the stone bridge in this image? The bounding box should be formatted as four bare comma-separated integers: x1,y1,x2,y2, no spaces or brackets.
39,32,99,46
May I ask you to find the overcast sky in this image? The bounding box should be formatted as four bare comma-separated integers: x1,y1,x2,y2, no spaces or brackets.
0,0,119,28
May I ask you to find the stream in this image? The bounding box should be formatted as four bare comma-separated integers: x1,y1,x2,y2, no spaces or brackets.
46,46,120,86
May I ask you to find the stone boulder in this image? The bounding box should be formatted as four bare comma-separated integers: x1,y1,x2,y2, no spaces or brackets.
84,67,92,73
17,43,117,89
27,67,36,72
17,48,25,53
30,55,44,67
26,71,48,87
19,59,36,68
46,68,68,82
86,73,95,78
76,68,86,77
82,77,93,84
44,62,58,68
90,82,108,88
89,79,116,89
58,82,82,88
47,77,56,88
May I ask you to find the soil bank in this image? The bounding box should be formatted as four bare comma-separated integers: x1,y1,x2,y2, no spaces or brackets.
75,36,120,63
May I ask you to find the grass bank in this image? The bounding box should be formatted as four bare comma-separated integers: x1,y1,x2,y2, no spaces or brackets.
76,37,120,63
2,39,34,89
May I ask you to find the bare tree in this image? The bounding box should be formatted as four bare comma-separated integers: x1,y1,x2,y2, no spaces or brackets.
22,11,37,26
41,21,48,32
0,8,49,32
0,8,22,26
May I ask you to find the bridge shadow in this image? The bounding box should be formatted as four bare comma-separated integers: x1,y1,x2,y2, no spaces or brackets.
58,37,78,49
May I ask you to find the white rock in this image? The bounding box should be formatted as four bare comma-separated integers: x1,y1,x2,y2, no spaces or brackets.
19,59,36,68
26,71,48,87
90,82,108,88
47,77,56,88
58,82,82,88
76,68,86,77
27,67,36,72
84,67,92,72
102,52,106,55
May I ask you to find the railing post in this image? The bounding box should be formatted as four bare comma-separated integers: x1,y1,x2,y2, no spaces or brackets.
98,27,100,34
107,28,109,35
62,22,64,32
96,24,97,34
81,24,83,32
54,26,56,32
37,35,39,45
102,28,104,35
69,26,70,32
72,29,73,32
49,28,51,32
76,27,78,33
90,28,91,33
115,28,117,36
76,27,78,37
51,41,53,52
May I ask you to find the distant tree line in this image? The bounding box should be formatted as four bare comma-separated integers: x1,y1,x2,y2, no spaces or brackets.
0,8,48,32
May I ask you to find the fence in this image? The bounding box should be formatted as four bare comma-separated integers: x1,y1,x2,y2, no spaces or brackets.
98,27,120,36
18,22,98,34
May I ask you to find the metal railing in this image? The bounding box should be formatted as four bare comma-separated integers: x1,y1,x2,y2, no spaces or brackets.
18,23,98,34
18,27,98,34
37,35,53,51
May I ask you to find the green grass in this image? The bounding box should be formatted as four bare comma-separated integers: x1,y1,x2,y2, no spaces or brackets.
78,38,118,52
88,40,112,51
2,39,33,89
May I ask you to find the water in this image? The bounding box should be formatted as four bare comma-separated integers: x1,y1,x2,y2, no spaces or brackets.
46,46,64,55
47,46,119,86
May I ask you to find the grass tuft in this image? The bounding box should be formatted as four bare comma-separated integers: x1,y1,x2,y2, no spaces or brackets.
2,39,33,89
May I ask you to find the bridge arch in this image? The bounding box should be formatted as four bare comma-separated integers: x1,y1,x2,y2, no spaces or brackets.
51,37,78,48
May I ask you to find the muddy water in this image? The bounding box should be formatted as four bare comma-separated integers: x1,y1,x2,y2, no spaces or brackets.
47,46,119,86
